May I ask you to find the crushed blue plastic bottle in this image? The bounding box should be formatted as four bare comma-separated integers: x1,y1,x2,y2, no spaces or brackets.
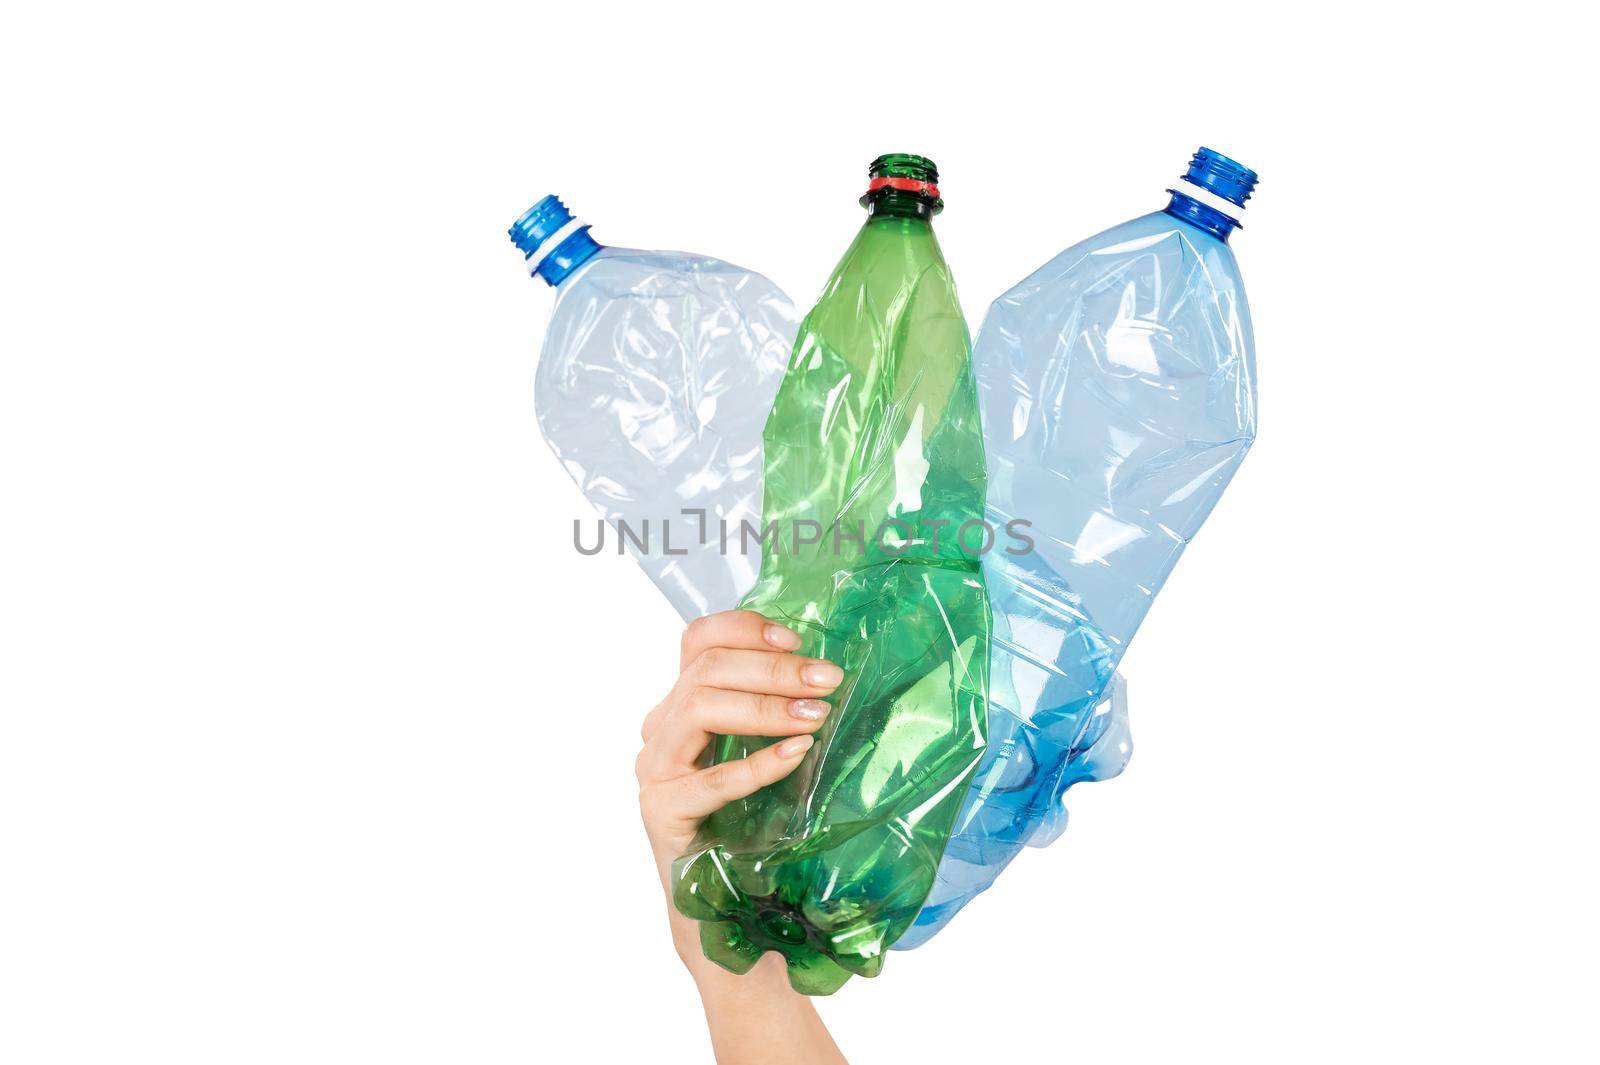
897,148,1260,946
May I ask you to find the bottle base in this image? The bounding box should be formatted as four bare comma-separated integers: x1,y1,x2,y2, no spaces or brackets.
696,904,885,996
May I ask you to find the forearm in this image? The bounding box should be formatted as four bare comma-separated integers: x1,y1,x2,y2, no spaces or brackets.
667,904,847,1064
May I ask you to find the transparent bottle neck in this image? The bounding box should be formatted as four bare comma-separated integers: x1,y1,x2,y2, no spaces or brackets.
1163,190,1239,242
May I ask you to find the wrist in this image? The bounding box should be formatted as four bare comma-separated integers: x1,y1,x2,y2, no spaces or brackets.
670,912,790,996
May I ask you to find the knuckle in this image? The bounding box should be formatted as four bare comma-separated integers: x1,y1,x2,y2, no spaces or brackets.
699,763,732,796
678,686,710,720
762,694,792,725
693,647,726,679
745,692,776,728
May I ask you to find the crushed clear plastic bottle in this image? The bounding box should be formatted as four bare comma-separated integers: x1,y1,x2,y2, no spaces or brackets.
897,148,1260,946
509,196,796,620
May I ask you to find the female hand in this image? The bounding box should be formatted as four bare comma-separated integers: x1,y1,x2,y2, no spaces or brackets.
634,609,848,1064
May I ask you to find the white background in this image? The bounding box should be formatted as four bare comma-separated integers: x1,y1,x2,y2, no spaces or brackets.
3,3,1596,1062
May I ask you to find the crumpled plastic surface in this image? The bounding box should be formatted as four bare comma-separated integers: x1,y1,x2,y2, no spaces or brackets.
897,206,1257,945
533,247,795,619
671,195,993,994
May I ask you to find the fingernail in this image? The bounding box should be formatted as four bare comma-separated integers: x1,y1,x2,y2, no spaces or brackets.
763,623,801,651
800,660,844,688
777,734,814,759
789,699,830,721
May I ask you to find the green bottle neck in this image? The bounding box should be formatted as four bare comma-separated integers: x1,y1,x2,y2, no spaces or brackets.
859,153,942,220
863,192,937,223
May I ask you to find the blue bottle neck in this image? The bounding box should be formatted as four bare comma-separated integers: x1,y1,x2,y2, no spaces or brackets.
509,196,605,286
1163,189,1240,242
529,228,603,286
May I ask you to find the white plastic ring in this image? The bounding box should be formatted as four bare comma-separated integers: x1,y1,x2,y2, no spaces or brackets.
1175,181,1248,219
525,216,587,274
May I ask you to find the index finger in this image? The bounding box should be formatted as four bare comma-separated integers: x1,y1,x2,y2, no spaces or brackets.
679,609,801,669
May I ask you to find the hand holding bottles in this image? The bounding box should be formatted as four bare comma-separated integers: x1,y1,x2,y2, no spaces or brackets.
635,610,840,916
634,610,849,1063
514,146,1262,989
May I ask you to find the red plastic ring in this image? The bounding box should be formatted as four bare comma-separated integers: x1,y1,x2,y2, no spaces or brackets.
866,176,940,198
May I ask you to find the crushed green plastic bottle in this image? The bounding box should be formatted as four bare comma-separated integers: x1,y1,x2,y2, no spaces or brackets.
671,155,992,994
